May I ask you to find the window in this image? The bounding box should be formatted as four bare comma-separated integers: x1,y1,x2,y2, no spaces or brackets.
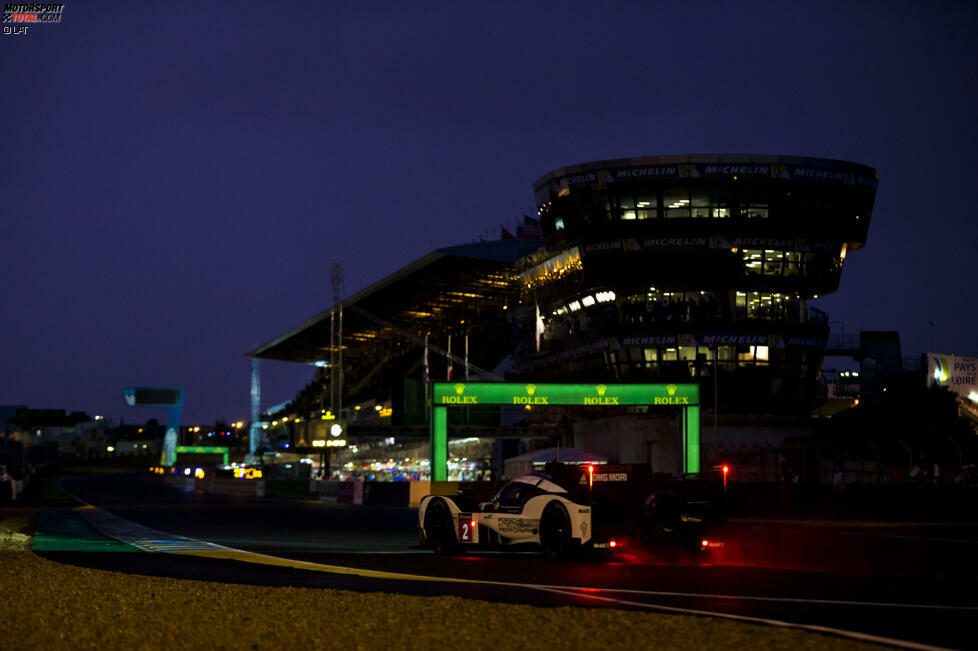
619,194,636,220
743,250,763,275
735,291,796,320
763,250,783,275
492,481,545,508
737,345,770,366
635,192,657,220
691,190,712,218
664,188,690,218
785,251,801,276
741,188,769,219
743,249,809,277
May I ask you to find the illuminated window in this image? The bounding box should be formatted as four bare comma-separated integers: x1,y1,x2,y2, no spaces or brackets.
785,251,801,276
662,348,678,361
738,347,755,365
763,250,784,275
691,191,712,218
636,192,657,220
679,346,697,361
743,250,763,275
664,189,690,218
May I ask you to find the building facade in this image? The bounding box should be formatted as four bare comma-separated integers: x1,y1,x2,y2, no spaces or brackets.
513,154,879,415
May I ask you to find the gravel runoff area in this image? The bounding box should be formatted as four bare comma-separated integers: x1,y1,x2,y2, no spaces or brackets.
0,509,883,651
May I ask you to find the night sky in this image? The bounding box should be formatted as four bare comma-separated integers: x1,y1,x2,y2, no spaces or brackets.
3,1,976,424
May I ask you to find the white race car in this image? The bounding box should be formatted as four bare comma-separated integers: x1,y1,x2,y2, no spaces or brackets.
418,471,593,558
419,463,726,558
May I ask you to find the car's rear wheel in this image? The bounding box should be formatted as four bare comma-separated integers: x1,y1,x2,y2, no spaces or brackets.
539,501,572,559
423,498,458,555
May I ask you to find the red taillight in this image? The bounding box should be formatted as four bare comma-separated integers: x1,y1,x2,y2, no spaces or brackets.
701,539,709,547
470,520,476,528
609,540,616,548
588,464,595,489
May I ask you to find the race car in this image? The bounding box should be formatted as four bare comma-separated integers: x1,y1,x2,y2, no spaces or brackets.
418,463,725,558
418,471,592,558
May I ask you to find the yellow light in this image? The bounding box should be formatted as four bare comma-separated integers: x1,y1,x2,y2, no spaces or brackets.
854,398,860,406
294,418,300,423
312,440,327,447
262,424,268,430
194,426,200,432
138,428,143,433
840,243,848,261
375,405,383,411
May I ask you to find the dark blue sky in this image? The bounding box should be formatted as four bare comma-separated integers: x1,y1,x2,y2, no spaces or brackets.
3,1,976,424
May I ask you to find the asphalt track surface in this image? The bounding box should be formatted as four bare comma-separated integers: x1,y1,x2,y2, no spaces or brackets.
43,473,978,650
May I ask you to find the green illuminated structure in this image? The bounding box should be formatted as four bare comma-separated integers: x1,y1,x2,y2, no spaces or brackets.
429,382,700,480
174,446,229,466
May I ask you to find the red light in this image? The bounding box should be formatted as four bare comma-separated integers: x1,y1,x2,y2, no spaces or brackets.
701,539,709,547
470,520,476,528
722,465,729,474
587,464,595,489
609,540,616,548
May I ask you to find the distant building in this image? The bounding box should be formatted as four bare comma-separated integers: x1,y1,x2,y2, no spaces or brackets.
250,155,880,474
517,154,878,415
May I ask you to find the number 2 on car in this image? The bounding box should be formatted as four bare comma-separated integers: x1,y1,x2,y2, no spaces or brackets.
458,512,476,542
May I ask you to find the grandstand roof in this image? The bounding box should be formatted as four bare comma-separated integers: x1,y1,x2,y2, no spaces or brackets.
248,240,541,364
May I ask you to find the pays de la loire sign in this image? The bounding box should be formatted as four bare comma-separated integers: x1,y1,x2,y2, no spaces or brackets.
432,382,699,407
928,353,978,400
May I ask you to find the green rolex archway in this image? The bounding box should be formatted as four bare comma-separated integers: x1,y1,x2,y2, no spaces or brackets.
429,382,700,481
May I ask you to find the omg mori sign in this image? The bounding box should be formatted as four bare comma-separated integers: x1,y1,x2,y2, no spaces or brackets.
928,353,978,401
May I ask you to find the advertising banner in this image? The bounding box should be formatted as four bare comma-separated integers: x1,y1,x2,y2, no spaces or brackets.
927,353,978,402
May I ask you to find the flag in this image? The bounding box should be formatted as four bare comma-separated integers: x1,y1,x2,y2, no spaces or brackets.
517,215,542,239
535,302,545,352
447,335,454,381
